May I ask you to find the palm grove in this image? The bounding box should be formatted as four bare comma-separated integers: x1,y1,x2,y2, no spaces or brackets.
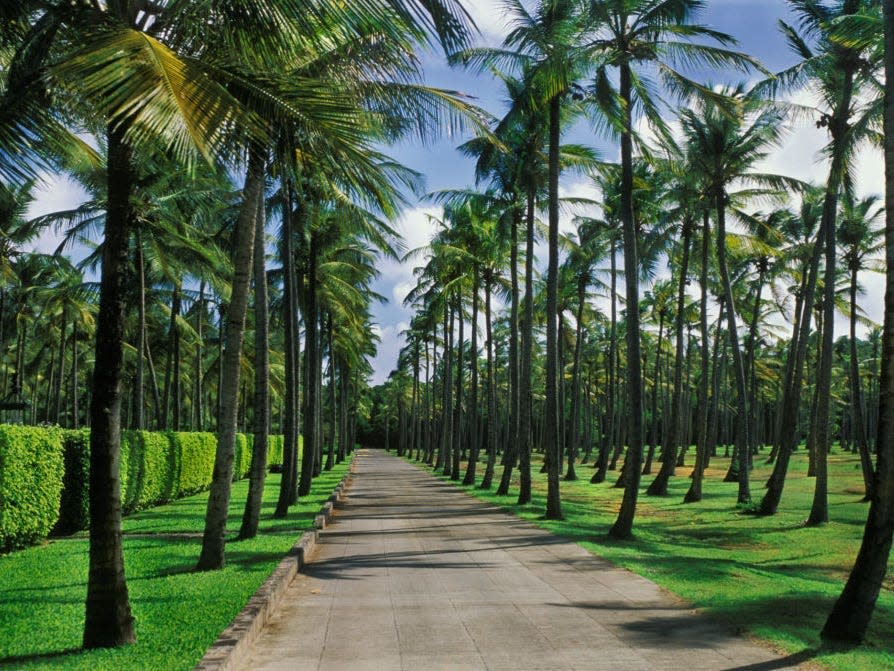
372,0,894,646
0,0,892,656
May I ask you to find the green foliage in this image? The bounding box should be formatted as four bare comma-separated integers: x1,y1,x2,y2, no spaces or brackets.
53,429,91,535
0,461,349,670
0,425,64,552
171,432,217,497
0,427,288,543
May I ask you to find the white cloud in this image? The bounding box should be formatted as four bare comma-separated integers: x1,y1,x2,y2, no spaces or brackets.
464,0,511,44
26,175,91,255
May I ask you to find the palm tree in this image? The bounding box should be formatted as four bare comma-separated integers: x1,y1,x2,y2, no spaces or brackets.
754,0,882,525
679,87,788,504
581,0,761,537
822,0,893,642
838,193,883,499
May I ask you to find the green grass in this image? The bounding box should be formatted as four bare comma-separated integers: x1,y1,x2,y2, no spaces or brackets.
414,448,894,671
0,459,350,670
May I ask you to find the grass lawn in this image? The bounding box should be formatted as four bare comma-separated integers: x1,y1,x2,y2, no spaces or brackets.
415,448,894,671
0,459,350,670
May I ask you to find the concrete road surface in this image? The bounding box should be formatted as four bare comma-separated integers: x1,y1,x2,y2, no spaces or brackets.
238,449,801,671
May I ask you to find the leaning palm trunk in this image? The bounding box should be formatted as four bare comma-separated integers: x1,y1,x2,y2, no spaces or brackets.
822,5,894,638
240,198,269,540
197,148,265,571
83,125,137,649
760,227,824,514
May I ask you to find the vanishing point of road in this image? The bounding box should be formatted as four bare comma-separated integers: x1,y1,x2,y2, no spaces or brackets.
238,449,800,671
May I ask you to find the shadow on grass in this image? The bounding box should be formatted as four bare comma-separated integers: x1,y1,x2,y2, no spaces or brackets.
0,647,82,668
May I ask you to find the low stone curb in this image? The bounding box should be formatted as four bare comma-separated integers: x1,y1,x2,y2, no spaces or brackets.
193,463,355,671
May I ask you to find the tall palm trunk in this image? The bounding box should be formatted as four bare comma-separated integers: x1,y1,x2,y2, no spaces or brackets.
131,232,145,430
565,278,586,481
610,64,643,538
517,187,535,503
642,310,665,475
760,227,825,513
240,198,269,539
275,175,299,517
194,281,205,431
463,265,480,485
498,207,522,496
593,235,617,483
809,56,856,526
544,95,563,520
325,315,336,471
83,125,137,648
685,212,712,503
299,230,319,497
197,147,265,571
452,294,464,480
481,271,498,489
849,266,874,499
714,188,751,503
822,5,894,638
650,219,693,496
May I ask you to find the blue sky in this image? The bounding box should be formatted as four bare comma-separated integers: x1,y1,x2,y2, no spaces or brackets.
366,0,885,384
25,1,885,385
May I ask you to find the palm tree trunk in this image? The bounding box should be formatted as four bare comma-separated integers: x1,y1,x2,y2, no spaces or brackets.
715,189,751,503
543,95,563,520
325,314,336,471
240,196,269,539
451,294,464,480
593,235,617,483
498,206,522,496
481,271,498,489
463,264,480,485
650,219,693,496
83,125,136,648
275,174,299,516
194,281,205,431
610,64,643,538
685,213,712,503
517,186,536,502
131,233,145,430
197,147,264,571
822,4,894,637
565,279,586,481
850,267,875,499
642,311,665,475
299,230,319,497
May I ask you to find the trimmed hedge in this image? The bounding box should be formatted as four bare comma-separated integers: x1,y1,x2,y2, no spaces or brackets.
0,427,287,541
0,426,64,552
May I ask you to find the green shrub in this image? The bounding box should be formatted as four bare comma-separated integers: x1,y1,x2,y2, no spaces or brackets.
267,434,284,469
172,432,216,497
6,428,286,545
53,429,91,535
0,426,64,552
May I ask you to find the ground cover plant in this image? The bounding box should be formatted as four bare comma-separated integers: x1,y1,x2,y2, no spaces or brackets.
408,449,894,671
0,458,348,670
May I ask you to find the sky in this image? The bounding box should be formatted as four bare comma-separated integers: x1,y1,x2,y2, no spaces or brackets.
25,1,885,385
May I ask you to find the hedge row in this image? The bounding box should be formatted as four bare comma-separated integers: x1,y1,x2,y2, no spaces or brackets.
0,426,65,553
0,426,285,551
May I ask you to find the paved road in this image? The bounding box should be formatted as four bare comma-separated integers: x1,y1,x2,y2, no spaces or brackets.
239,449,800,671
